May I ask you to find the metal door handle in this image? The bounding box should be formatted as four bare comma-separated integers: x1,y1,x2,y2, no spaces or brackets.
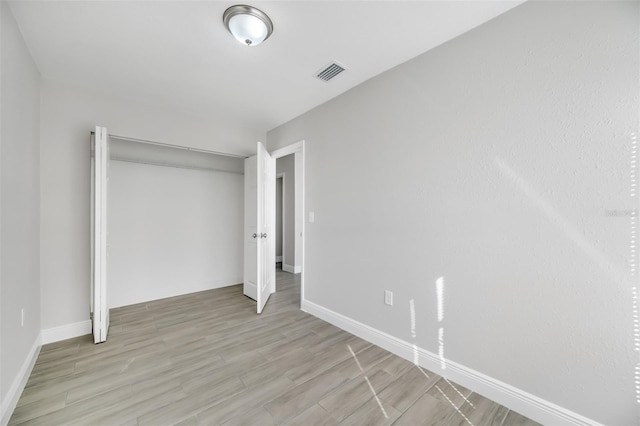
253,233,258,238
261,233,267,238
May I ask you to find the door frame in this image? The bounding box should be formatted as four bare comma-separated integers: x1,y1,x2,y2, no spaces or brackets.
269,140,305,304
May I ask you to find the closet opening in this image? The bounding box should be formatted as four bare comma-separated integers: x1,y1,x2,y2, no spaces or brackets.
108,136,246,309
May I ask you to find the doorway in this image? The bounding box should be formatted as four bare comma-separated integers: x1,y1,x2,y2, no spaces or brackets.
275,154,297,273
242,140,305,312
276,175,284,265
270,141,306,306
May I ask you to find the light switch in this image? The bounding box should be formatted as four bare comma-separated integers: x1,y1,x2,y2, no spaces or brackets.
309,211,315,223
385,291,393,306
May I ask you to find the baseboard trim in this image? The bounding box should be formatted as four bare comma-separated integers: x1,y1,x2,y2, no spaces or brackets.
283,263,294,273
283,263,302,274
301,299,602,426
41,320,92,345
0,332,41,426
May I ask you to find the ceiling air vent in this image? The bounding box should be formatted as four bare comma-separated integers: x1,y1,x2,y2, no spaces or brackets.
315,62,346,82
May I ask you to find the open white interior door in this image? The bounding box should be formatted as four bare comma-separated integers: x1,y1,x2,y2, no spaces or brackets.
257,142,276,313
91,126,110,343
243,142,275,313
243,155,258,301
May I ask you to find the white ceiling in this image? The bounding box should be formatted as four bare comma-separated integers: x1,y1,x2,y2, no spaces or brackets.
9,0,524,132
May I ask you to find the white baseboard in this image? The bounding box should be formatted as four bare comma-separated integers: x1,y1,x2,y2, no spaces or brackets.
301,299,602,426
283,263,302,274
276,256,283,262
41,320,92,345
0,332,41,426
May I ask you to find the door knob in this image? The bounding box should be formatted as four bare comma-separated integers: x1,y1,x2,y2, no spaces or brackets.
253,233,258,238
261,233,267,238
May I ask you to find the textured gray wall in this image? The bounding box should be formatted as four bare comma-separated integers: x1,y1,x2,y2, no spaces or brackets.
1,0,41,410
268,2,639,424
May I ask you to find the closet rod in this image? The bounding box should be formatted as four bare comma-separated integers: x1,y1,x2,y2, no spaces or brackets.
110,156,244,175
92,132,249,159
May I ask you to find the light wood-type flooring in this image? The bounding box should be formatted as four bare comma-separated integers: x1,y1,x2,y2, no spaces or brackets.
10,266,540,425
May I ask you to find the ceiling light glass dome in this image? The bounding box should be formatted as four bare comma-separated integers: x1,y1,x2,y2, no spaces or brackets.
223,5,273,47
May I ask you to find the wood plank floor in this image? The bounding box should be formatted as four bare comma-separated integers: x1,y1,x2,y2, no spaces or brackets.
10,266,541,425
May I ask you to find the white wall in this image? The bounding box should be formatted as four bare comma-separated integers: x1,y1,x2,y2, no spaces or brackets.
40,80,264,331
276,154,295,269
109,160,243,308
267,1,639,424
0,0,41,418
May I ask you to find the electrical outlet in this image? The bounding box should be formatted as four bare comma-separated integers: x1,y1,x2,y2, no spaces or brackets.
21,308,24,327
384,290,393,306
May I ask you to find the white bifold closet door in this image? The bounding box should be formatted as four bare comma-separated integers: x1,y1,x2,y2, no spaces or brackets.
244,141,276,313
90,126,110,343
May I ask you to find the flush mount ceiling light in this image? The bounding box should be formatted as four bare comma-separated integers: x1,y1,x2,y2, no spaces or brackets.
223,5,273,47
